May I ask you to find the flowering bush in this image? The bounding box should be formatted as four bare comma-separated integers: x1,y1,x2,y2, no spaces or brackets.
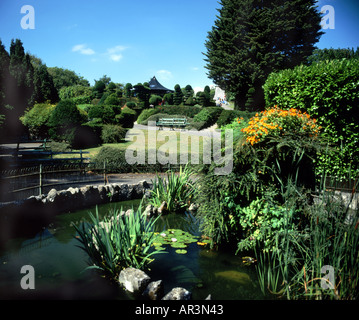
240,106,321,145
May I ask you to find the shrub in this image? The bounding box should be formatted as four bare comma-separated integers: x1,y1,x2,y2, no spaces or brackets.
20,103,56,139
47,141,71,152
116,106,137,128
48,99,86,141
70,125,102,149
241,107,321,146
149,95,163,106
101,124,127,144
92,146,130,173
192,107,222,129
48,99,85,128
88,105,116,124
126,101,137,109
103,93,121,106
137,108,159,125
196,107,324,248
217,110,255,128
263,58,359,178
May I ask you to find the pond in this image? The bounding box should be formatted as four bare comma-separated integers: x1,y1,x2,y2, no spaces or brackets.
0,200,264,300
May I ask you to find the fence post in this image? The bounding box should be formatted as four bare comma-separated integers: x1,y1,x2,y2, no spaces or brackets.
103,160,107,185
39,164,42,195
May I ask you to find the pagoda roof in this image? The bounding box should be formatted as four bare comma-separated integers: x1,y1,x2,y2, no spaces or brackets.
148,76,173,93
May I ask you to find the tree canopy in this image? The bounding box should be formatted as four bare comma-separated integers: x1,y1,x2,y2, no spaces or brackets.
204,0,323,110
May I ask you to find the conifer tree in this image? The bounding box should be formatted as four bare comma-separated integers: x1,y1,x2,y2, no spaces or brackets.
204,0,323,110
32,64,59,104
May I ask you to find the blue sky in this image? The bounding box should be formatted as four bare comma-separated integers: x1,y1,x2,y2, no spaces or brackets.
0,0,358,91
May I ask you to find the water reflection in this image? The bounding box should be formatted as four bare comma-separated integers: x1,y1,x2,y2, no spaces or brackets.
0,200,264,300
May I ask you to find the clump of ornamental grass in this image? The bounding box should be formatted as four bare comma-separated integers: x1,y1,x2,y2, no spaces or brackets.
148,164,197,213
73,204,163,281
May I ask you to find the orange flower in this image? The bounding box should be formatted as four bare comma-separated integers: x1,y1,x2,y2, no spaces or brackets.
240,106,321,146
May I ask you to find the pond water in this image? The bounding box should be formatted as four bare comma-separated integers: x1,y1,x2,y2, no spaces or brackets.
0,200,264,300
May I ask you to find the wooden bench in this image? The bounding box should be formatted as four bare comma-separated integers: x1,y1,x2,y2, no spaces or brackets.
156,118,188,130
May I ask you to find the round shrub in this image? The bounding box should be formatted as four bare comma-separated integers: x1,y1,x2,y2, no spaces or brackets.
48,99,86,141
116,106,137,128
48,99,84,128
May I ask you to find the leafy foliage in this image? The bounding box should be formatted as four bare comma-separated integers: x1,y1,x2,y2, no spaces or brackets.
20,103,55,138
196,107,323,247
255,185,359,300
204,0,323,109
263,58,359,178
73,205,162,280
148,165,197,213
192,107,222,129
116,106,137,128
101,124,127,144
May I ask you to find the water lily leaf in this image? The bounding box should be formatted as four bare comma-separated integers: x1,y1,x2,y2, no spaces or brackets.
171,242,187,248
175,249,187,254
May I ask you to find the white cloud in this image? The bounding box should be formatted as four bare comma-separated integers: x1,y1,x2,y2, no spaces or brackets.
156,70,173,80
72,44,95,55
193,87,204,94
191,67,199,71
107,45,127,62
110,54,123,62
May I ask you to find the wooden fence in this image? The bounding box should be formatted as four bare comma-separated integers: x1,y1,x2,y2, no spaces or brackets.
0,163,106,202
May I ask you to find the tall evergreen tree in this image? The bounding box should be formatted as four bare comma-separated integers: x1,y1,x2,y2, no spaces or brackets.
4,39,34,137
32,64,59,104
0,40,10,131
204,0,323,110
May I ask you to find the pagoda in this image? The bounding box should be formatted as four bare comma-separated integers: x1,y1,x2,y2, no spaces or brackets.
148,76,174,95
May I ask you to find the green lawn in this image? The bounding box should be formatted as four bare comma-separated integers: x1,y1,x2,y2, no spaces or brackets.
57,129,209,161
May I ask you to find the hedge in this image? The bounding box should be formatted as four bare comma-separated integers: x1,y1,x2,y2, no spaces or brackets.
263,58,359,178
192,107,222,129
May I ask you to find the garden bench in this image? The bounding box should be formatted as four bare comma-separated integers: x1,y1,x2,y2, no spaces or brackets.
156,118,188,130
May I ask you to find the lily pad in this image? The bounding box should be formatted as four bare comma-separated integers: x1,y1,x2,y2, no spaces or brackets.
154,246,166,251
152,228,199,254
175,249,187,254
171,242,187,248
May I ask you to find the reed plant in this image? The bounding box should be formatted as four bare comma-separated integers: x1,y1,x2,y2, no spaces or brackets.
254,177,359,300
149,164,197,213
73,204,163,281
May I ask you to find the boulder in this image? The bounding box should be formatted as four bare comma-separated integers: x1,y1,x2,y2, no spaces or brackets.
188,203,199,212
143,204,157,218
162,287,192,300
118,268,151,294
142,280,164,300
45,188,58,203
158,201,168,215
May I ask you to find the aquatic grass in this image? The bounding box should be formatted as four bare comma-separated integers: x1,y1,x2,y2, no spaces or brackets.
254,175,359,300
149,164,197,213
73,203,164,281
